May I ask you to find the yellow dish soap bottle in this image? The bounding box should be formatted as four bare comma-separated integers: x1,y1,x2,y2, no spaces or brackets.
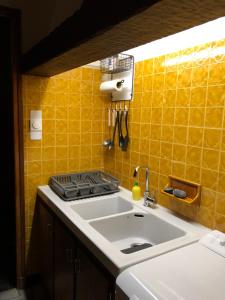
132,181,141,201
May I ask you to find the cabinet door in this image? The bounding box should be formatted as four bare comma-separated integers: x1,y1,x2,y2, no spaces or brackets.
38,201,54,300
54,219,76,300
75,246,114,300
115,286,129,300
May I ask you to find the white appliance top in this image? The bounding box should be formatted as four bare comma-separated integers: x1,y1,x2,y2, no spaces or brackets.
116,231,225,300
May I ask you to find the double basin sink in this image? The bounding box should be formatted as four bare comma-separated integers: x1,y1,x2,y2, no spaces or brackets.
69,196,185,255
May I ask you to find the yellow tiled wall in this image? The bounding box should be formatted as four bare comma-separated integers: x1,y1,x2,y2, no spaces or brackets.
104,39,225,232
23,39,225,253
23,67,107,251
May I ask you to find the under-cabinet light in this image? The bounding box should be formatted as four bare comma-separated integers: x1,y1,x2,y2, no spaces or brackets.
125,16,225,62
164,46,225,66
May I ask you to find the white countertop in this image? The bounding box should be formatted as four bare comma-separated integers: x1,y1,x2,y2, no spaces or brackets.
38,185,210,276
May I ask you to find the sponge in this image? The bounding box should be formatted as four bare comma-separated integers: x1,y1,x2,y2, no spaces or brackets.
173,189,187,198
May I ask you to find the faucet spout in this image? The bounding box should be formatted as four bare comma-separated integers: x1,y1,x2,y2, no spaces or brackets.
133,166,149,192
133,165,156,208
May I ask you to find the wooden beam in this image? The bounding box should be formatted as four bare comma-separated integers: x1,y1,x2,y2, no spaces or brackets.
22,0,225,76
22,0,160,76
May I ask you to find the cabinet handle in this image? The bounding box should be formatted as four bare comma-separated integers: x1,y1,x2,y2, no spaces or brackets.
74,258,80,274
108,291,113,300
66,248,73,264
47,223,52,233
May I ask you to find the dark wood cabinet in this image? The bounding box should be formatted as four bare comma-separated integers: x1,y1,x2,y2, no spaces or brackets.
75,246,114,300
115,286,129,300
54,219,76,300
38,201,54,300
37,200,115,300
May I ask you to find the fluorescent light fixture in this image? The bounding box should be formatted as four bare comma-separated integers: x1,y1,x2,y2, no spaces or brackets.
87,16,225,68
124,16,225,63
164,46,225,66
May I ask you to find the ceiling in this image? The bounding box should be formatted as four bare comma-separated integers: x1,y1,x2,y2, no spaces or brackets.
0,0,83,52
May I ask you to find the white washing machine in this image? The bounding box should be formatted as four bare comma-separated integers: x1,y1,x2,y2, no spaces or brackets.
116,230,225,300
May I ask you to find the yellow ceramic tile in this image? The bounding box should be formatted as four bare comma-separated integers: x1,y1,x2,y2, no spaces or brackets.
177,69,191,88
149,140,160,156
209,62,225,85
207,85,225,106
55,159,68,173
186,146,202,166
175,108,189,126
27,161,42,175
189,108,205,127
150,125,161,140
188,127,203,147
173,126,187,144
164,90,176,107
27,148,42,161
201,188,216,210
172,144,186,164
216,193,225,215
42,160,55,174
162,108,174,125
151,108,162,124
143,59,153,74
143,75,153,92
192,66,208,87
172,161,186,178
56,134,68,146
185,165,201,182
161,125,173,142
176,88,190,107
82,68,94,81
42,134,55,147
42,147,56,161
205,107,223,128
154,56,165,73
140,124,150,139
215,213,225,233
202,149,219,170
190,87,206,107
160,142,173,160
56,106,67,119
197,207,214,228
204,129,222,149
218,173,225,193
141,92,152,107
153,74,164,90
165,72,177,89
201,168,218,190
159,159,172,175
220,152,225,173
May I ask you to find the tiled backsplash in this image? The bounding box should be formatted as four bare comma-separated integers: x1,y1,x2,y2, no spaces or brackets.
23,39,225,254
23,67,107,251
104,39,225,232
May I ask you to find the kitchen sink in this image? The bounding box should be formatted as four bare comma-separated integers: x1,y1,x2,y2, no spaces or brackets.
90,212,186,254
70,196,133,220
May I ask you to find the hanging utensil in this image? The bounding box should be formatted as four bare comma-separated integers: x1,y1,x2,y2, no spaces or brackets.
111,109,119,149
103,108,119,149
122,106,129,151
108,107,111,127
118,108,125,149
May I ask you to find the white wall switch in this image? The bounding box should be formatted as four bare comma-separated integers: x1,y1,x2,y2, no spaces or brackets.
30,110,42,140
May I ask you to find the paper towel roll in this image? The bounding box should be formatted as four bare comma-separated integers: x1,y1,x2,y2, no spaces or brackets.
100,79,125,93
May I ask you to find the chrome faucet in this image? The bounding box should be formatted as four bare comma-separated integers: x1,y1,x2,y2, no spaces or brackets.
133,166,156,208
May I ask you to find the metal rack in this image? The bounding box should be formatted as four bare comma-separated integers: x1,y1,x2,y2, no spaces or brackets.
100,53,134,74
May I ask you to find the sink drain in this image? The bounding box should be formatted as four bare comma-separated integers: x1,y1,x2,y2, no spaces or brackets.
121,242,153,254
130,242,144,248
